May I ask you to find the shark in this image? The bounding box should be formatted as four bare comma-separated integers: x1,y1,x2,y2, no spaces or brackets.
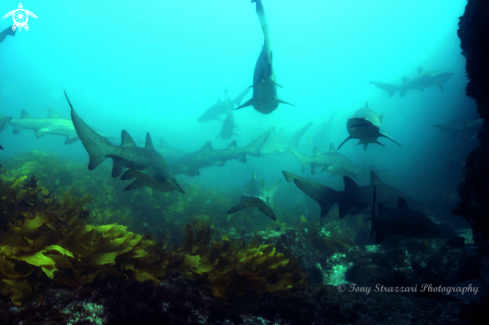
198,87,251,123
370,186,441,244
282,170,419,219
218,111,238,139
170,127,273,177
291,143,362,179
337,102,400,150
4,109,113,145
236,0,295,114
370,68,454,98
65,91,184,193
0,114,12,149
227,170,281,220
398,68,454,97
432,118,483,141
136,137,188,161
0,26,15,44
311,111,337,151
259,121,312,156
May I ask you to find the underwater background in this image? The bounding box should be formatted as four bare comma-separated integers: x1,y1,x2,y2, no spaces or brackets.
0,0,486,324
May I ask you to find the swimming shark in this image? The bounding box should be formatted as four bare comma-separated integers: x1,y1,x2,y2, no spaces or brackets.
337,102,400,150
0,26,15,44
4,110,113,145
218,111,238,139
259,121,312,156
0,114,12,131
370,186,441,244
170,127,273,177
282,170,419,218
311,111,337,151
136,137,188,161
227,170,281,220
291,143,362,178
370,68,454,98
432,118,483,141
198,87,251,122
65,91,184,193
236,0,295,114
398,68,454,97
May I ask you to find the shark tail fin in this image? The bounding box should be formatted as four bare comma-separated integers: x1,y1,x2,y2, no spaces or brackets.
66,91,111,170
289,122,313,146
290,149,310,174
379,133,401,147
244,127,274,156
282,171,338,218
266,180,281,208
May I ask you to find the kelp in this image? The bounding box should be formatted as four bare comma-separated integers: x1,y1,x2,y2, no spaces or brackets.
0,167,306,305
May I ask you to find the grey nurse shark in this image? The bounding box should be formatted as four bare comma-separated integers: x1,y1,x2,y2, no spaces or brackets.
337,102,400,150
236,0,295,114
291,143,362,179
259,121,312,156
227,170,281,220
432,118,483,141
282,170,419,219
65,91,183,193
198,87,251,123
6,109,113,144
369,67,454,98
170,127,273,177
370,186,441,244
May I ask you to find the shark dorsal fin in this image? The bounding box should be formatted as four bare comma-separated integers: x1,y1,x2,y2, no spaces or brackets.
200,141,213,151
313,147,322,156
329,143,336,153
402,76,409,84
227,141,237,149
20,110,31,119
417,67,423,74
377,203,387,215
398,197,409,209
343,176,358,191
47,109,61,118
259,179,265,187
145,133,155,150
365,102,369,108
370,170,383,185
121,130,137,147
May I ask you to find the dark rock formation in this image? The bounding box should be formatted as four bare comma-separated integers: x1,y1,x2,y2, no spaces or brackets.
454,0,489,259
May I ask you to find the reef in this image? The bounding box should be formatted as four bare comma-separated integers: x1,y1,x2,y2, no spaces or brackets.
454,0,489,319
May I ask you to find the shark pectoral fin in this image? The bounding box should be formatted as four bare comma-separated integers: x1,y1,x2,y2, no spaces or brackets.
379,133,401,147
337,136,352,150
275,97,296,107
235,98,254,110
34,129,48,138
273,81,284,88
227,203,246,214
237,155,247,163
112,159,124,178
167,179,185,194
64,136,79,145
258,205,276,220
123,178,148,191
12,126,24,134
437,84,444,91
